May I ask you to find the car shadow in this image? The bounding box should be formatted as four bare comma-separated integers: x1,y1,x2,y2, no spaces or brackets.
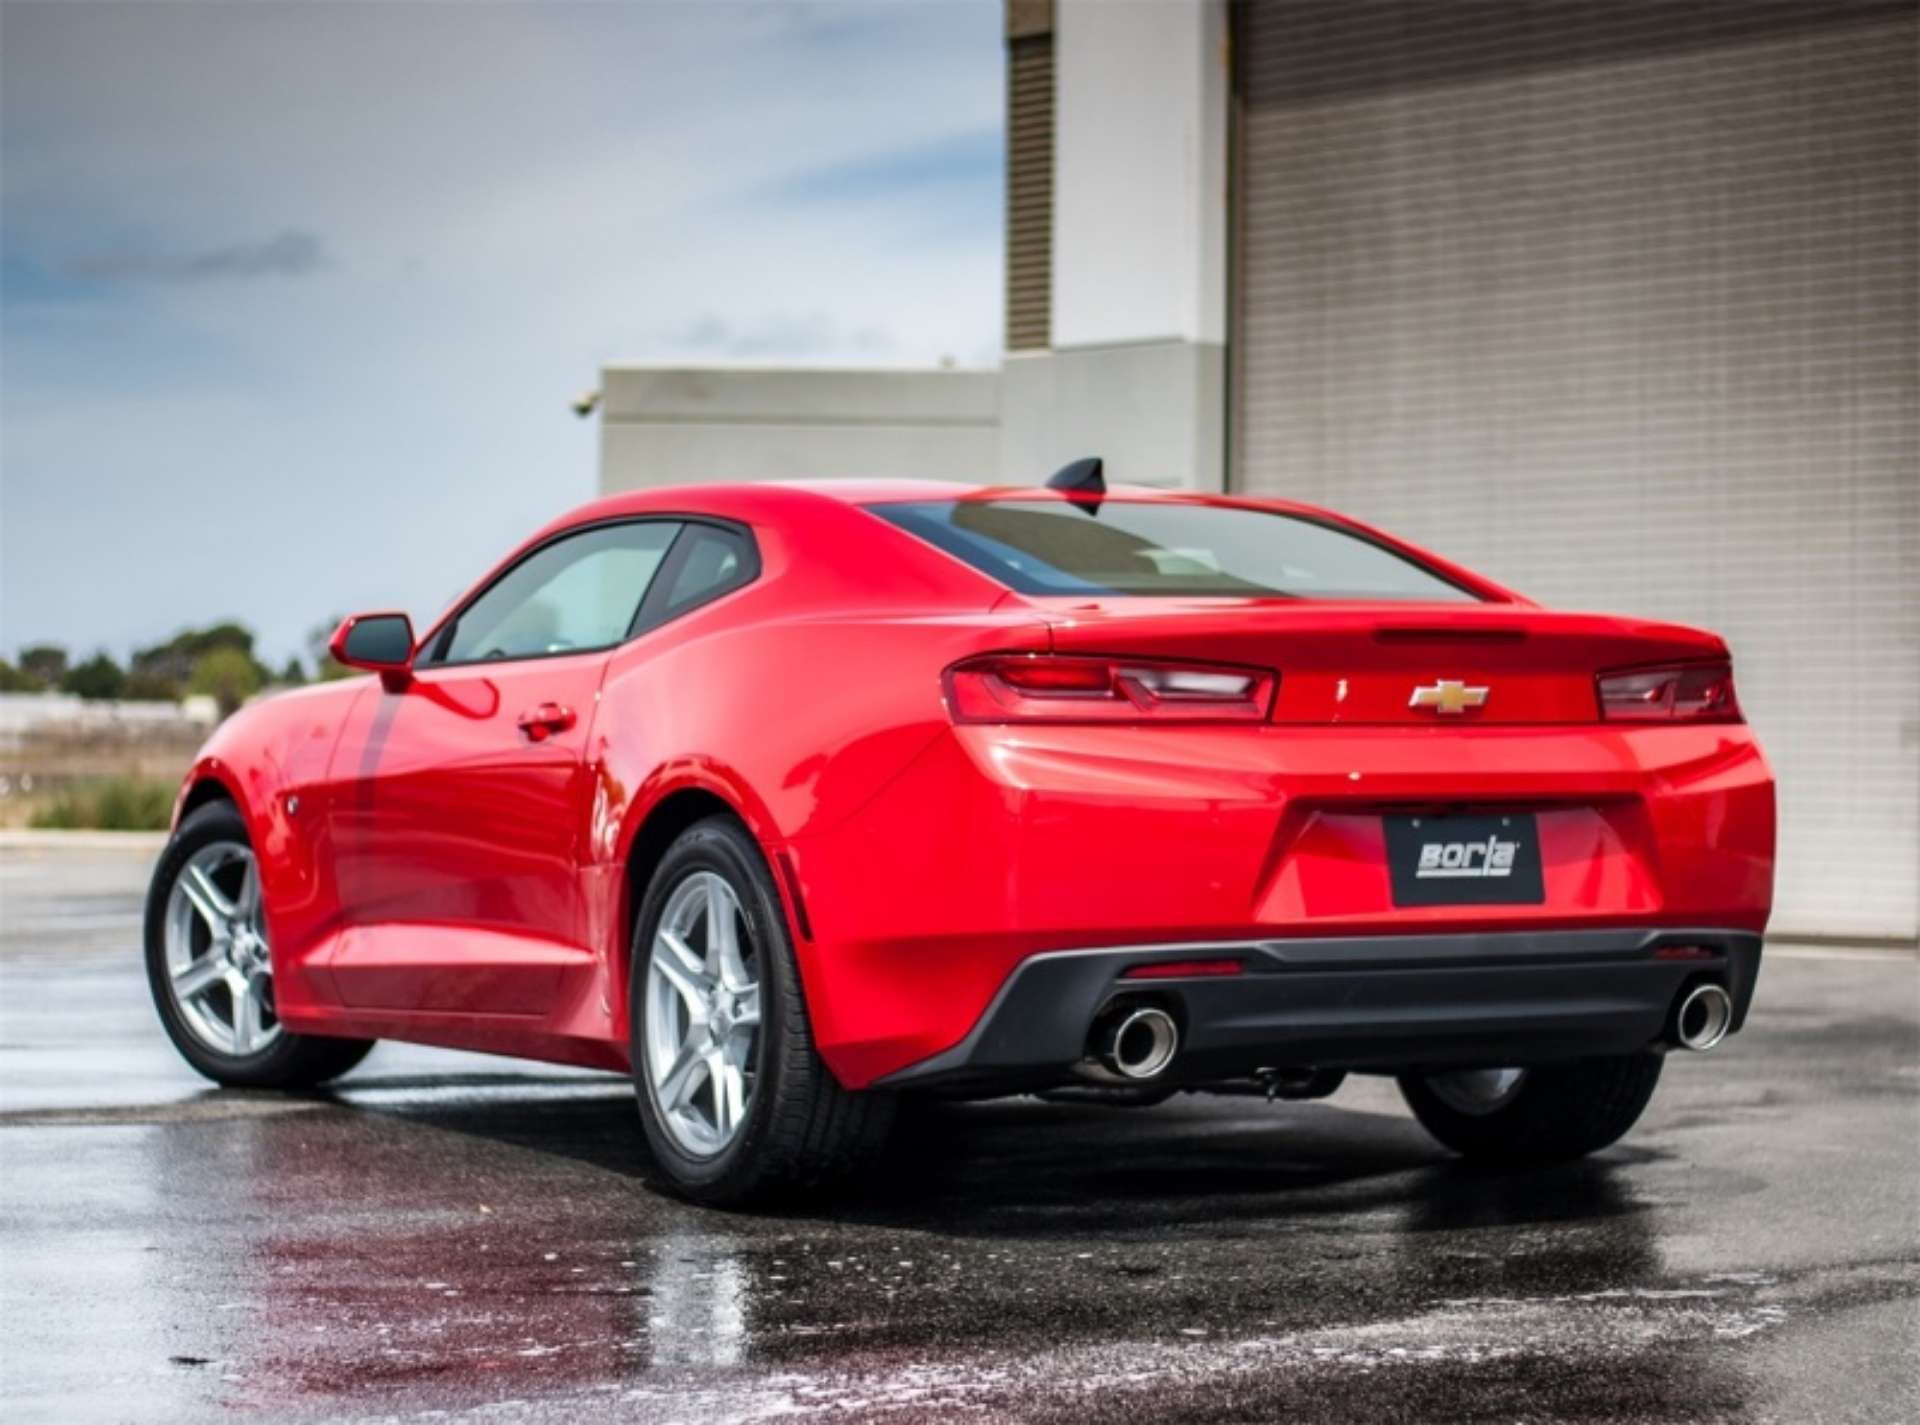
327,1073,1659,1239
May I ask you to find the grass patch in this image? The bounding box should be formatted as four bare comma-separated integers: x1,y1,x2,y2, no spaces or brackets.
28,777,175,831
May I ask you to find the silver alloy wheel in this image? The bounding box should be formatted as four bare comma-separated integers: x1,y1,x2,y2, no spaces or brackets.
1425,1066,1528,1117
643,871,762,1158
162,840,281,1057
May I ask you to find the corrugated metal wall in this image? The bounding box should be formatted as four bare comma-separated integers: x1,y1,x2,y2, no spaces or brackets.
1233,0,1919,940
1006,0,1055,351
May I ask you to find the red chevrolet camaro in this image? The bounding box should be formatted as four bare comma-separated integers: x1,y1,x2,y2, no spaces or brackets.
146,465,1774,1203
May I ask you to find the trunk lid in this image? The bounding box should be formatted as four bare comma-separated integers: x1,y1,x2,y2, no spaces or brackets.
1032,598,1726,725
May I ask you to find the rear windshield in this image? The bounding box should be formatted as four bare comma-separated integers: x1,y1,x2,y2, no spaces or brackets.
869,499,1478,601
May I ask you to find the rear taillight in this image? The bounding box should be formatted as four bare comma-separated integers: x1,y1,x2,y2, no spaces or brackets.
945,654,1277,724
1597,661,1742,723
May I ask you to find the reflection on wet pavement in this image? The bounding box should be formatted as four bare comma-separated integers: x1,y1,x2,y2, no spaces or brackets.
8,1041,1914,1424
2,851,1916,1422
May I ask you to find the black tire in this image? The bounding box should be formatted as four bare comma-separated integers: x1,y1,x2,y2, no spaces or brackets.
146,801,375,1089
1398,1053,1664,1164
629,815,893,1206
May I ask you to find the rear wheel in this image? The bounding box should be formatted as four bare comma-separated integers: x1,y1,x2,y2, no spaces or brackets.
630,815,892,1205
1398,1054,1664,1163
146,801,374,1088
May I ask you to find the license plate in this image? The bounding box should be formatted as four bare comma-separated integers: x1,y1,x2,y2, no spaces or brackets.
1384,812,1545,906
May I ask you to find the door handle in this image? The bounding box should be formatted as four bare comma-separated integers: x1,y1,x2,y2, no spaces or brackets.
516,703,576,741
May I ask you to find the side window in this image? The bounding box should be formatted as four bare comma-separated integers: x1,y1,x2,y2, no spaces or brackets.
434,522,680,665
652,525,757,621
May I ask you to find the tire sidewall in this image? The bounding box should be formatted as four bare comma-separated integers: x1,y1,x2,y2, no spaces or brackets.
629,817,799,1195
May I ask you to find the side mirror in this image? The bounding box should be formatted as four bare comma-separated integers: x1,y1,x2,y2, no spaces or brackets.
329,612,415,690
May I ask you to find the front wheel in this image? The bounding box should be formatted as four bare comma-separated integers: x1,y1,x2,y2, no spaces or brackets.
146,801,374,1088
1398,1054,1664,1164
629,815,892,1206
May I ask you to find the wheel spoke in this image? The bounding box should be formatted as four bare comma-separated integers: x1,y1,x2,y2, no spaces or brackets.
658,927,707,980
710,1051,741,1136
231,973,262,1054
179,863,235,931
731,983,761,1032
657,1037,704,1112
172,953,226,1003
237,858,261,922
706,880,747,989
652,932,710,1008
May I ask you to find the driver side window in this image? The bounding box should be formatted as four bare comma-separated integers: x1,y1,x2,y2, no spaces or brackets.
434,521,680,665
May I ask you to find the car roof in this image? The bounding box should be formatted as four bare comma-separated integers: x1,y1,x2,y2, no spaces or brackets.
772,478,1333,514
559,478,1347,527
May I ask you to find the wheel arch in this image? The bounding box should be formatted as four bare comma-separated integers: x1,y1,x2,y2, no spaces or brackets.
614,778,811,1040
622,786,743,936
172,761,245,832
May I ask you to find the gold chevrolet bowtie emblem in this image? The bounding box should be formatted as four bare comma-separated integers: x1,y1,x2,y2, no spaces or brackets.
1410,680,1490,714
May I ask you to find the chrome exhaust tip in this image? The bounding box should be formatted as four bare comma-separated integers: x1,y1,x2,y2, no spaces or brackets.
1096,1006,1180,1081
1673,982,1733,1052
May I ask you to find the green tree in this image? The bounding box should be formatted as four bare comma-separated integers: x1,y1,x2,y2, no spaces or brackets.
133,622,259,687
18,644,68,685
188,646,263,719
121,671,182,701
0,658,46,692
278,656,308,686
62,652,126,700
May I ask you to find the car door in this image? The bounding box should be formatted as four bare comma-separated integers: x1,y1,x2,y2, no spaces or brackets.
326,519,682,1014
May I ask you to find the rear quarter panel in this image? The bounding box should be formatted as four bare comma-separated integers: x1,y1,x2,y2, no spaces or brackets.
585,490,1052,1036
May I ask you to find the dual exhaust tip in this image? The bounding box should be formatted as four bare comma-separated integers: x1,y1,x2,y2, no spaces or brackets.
1088,980,1730,1079
1672,981,1733,1052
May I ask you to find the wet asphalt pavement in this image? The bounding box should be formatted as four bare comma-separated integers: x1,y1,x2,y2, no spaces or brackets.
2,841,1916,1424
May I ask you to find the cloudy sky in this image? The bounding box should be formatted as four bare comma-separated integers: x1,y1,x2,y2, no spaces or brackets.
1,0,1002,668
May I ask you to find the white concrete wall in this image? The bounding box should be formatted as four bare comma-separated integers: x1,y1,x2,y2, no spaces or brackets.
998,341,1222,489
1001,0,1230,489
1052,0,1228,348
599,367,1000,493
0,692,216,745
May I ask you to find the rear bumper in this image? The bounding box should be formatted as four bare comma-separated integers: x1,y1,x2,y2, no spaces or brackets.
875,927,1763,1091
790,722,1773,1087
